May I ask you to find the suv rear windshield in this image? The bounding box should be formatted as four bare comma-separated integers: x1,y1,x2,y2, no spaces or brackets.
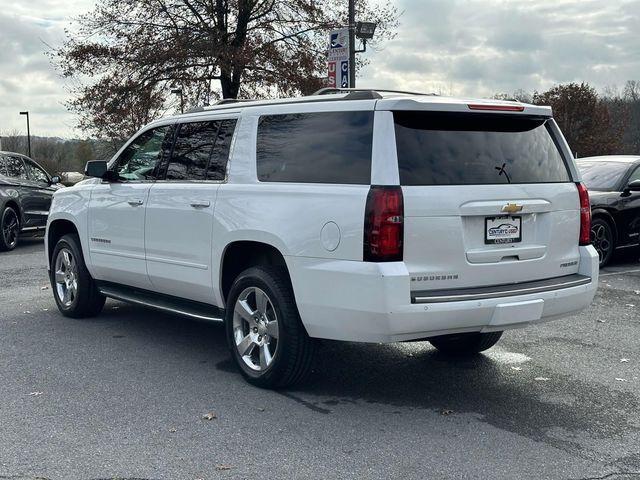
257,111,373,184
394,112,570,186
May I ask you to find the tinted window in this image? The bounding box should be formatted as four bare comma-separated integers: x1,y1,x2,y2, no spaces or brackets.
5,156,27,180
0,155,7,176
113,126,172,181
394,112,570,185
628,166,640,184
257,111,373,184
24,160,50,184
577,161,629,190
207,119,236,181
166,121,218,181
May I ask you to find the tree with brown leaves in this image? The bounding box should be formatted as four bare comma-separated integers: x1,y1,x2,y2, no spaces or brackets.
52,0,398,141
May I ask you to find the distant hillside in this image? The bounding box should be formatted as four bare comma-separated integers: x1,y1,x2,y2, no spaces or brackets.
0,133,123,174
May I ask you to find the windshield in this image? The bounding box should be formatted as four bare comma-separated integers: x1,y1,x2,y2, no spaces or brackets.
577,161,628,190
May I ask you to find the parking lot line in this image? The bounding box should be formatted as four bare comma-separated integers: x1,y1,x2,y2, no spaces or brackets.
600,268,640,277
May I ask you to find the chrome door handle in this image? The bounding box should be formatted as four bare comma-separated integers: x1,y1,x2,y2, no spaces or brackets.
127,199,143,206
190,201,210,208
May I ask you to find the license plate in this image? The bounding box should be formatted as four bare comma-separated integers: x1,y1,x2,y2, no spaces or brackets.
485,216,521,244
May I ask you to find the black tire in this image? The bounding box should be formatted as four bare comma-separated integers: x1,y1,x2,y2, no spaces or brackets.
50,233,105,318
591,217,615,267
225,266,315,389
0,206,20,251
429,331,503,356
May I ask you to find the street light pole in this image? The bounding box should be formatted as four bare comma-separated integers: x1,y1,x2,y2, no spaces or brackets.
348,0,356,88
19,111,31,158
171,88,184,114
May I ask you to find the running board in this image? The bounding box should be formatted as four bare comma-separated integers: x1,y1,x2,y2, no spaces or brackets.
97,282,225,322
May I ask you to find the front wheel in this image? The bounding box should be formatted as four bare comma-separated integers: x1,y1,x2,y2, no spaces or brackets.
591,217,615,267
225,266,315,389
429,331,503,356
50,234,105,318
0,206,20,251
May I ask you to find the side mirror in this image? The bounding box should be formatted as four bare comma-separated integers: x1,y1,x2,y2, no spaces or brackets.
50,175,60,185
85,160,108,179
627,179,640,192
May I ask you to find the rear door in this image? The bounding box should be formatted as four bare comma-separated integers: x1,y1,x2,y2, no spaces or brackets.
88,125,173,289
392,110,580,293
145,118,237,304
620,165,640,244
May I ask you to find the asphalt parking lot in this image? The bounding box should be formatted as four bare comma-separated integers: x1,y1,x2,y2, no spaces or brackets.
1,239,639,480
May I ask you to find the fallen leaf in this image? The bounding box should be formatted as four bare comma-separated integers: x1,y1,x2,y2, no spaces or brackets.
28,392,43,396
597,319,606,323
40,286,49,290
634,290,640,295
202,412,217,421
615,378,627,382
216,464,233,471
169,427,177,433
534,377,550,382
511,366,523,371
23,311,31,314
441,409,454,416
625,304,635,308
257,407,265,412
620,358,630,363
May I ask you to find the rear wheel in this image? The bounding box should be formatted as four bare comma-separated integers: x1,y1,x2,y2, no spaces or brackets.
429,331,503,356
591,217,615,267
225,266,315,388
50,234,105,318
0,206,20,251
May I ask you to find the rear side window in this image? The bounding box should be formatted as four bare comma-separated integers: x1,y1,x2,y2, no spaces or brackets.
394,112,570,185
256,111,373,184
165,119,236,181
0,155,7,176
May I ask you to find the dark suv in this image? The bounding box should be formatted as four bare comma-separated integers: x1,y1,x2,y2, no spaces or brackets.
0,151,61,251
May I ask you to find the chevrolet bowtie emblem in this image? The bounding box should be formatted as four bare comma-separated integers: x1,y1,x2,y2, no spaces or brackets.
501,203,523,213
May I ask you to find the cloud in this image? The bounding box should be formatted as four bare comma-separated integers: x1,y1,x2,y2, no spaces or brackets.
0,0,639,138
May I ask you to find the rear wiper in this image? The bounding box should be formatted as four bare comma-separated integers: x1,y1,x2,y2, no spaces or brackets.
495,163,511,183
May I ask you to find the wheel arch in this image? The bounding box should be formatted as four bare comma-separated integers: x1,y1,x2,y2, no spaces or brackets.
47,219,80,266
1,198,23,227
219,240,292,306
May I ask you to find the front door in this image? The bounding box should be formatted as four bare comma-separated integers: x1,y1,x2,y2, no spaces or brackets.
22,157,56,228
87,125,173,289
621,165,640,245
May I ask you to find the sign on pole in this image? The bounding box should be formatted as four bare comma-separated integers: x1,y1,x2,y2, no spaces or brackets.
327,28,350,88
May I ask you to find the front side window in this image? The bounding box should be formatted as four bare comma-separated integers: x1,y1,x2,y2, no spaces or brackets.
5,156,27,180
24,160,50,184
394,112,571,186
628,166,640,185
113,126,172,181
256,111,374,184
0,155,8,176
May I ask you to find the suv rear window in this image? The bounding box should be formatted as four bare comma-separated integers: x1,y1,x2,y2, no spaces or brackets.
394,112,570,186
257,111,373,184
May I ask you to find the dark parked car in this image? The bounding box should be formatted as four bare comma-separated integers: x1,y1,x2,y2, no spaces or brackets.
576,155,640,266
0,151,62,251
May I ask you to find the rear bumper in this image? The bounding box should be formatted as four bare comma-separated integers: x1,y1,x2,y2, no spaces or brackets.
287,246,599,343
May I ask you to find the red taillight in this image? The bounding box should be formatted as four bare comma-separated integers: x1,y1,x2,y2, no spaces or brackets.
364,186,404,262
467,104,525,112
577,182,591,246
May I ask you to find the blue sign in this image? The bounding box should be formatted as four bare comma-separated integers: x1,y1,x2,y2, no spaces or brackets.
340,60,349,88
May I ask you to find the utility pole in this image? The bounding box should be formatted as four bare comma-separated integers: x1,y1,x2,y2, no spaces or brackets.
19,111,31,158
348,0,356,88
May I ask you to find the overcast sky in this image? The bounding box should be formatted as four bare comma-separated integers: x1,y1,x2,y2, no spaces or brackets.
0,0,639,138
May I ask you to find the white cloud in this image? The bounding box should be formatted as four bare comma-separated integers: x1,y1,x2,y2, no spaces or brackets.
0,0,638,138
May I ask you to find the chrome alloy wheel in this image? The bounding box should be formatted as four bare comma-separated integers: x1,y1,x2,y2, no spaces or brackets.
2,209,19,249
591,222,612,265
54,248,78,307
232,286,279,371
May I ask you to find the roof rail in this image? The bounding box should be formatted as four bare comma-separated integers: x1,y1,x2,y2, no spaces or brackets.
312,87,438,97
216,98,255,105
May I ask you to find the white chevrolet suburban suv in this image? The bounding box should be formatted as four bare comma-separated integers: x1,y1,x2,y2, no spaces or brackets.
46,88,599,388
